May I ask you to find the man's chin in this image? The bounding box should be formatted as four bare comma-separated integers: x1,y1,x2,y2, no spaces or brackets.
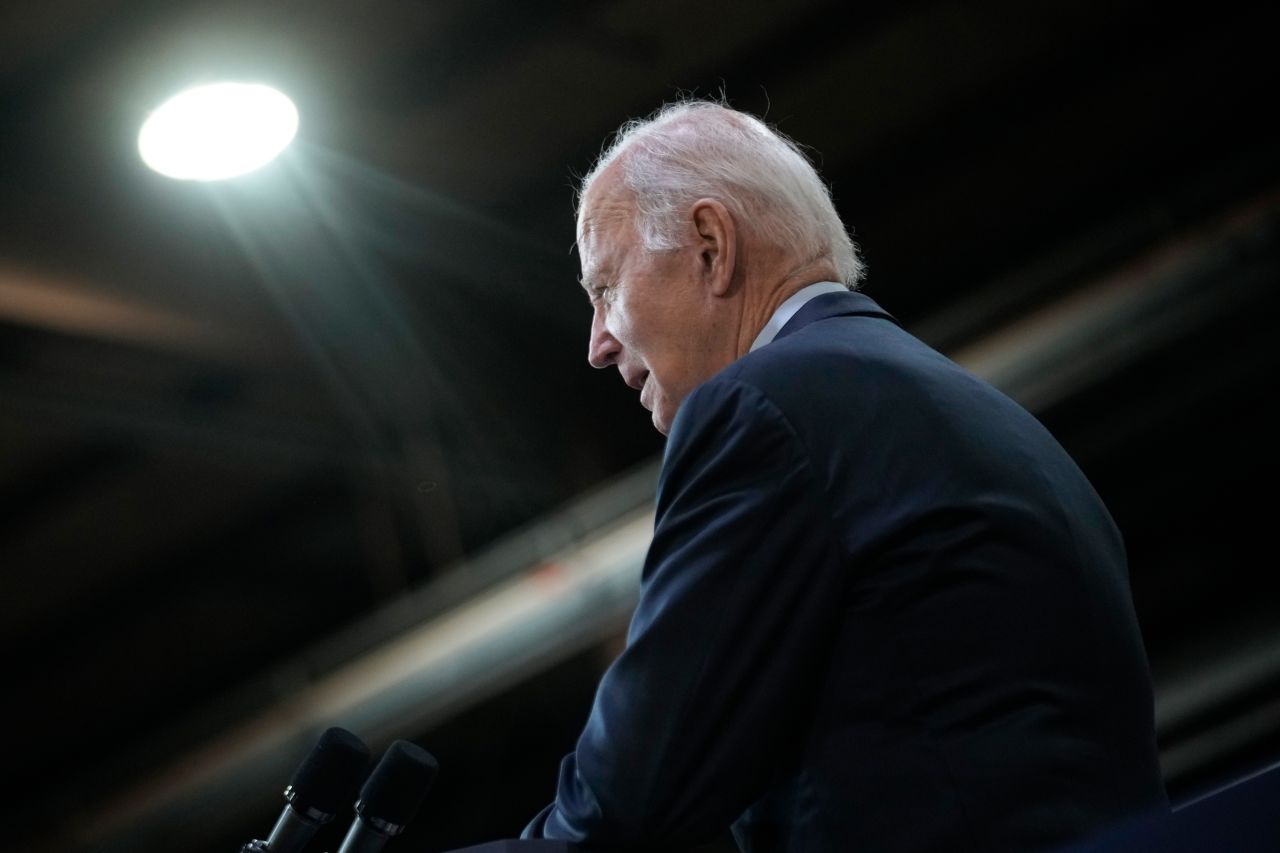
650,407,671,436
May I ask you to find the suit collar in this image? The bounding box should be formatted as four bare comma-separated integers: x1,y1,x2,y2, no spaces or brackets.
774,289,900,342
749,282,848,352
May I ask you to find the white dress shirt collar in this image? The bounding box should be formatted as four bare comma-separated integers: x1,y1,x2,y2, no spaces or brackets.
748,281,848,352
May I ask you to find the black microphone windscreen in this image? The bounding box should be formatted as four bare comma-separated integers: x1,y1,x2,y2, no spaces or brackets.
358,740,439,828
289,726,372,816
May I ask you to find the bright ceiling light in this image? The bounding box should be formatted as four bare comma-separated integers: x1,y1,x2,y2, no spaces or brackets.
138,82,299,181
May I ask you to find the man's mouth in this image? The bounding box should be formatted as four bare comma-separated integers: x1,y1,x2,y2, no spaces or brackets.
623,369,648,392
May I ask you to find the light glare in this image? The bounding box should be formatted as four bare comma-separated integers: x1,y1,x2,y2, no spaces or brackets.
138,82,299,181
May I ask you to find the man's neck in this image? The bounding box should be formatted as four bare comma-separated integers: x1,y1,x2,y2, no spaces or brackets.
736,261,841,357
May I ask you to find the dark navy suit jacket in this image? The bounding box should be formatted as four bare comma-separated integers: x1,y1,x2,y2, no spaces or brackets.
524,291,1168,851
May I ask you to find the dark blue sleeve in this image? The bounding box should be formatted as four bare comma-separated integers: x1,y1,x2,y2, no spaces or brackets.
523,378,848,848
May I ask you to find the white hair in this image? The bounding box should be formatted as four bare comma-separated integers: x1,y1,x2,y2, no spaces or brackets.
576,99,865,287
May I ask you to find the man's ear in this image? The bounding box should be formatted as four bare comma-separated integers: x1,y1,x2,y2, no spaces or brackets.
690,199,736,297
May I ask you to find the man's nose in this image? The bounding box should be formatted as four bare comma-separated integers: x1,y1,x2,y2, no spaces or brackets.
588,307,620,368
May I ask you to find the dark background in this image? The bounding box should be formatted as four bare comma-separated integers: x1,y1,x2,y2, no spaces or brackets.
2,1,1278,851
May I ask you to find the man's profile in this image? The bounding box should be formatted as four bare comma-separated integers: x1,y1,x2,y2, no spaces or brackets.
522,99,1168,852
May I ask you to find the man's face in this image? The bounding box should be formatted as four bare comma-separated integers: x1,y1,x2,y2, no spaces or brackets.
579,183,728,435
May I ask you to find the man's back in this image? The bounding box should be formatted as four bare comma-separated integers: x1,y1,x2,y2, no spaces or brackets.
527,289,1166,851
711,290,1168,850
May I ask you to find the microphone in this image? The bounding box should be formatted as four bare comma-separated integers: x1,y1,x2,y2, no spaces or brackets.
336,739,439,853
242,726,372,853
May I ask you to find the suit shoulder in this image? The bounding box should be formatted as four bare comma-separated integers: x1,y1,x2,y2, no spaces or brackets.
712,313,925,403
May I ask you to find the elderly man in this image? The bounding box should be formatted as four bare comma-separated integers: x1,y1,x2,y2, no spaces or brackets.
522,100,1168,852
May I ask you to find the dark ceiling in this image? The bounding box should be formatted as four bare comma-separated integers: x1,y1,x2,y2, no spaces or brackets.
3,1,1279,852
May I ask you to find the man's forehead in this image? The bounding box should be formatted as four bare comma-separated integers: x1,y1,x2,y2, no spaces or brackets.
577,189,633,278
580,192,631,239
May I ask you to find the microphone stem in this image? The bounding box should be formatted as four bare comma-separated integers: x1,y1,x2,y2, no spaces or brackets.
338,819,395,853
266,804,324,851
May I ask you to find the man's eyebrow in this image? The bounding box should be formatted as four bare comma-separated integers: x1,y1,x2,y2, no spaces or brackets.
578,261,605,294
579,276,608,304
